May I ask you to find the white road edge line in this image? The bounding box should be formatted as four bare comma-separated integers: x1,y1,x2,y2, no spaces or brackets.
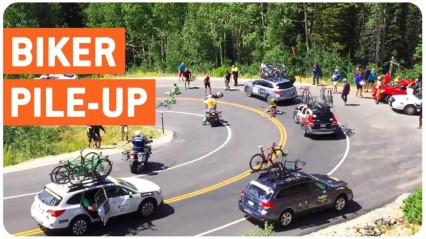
194,128,351,236
4,192,40,200
131,111,232,178
194,218,247,237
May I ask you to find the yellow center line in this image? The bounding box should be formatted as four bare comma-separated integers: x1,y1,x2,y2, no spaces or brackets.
13,98,287,236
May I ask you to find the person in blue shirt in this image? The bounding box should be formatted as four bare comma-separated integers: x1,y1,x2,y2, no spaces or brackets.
366,68,376,93
355,73,364,97
178,62,186,81
332,69,340,94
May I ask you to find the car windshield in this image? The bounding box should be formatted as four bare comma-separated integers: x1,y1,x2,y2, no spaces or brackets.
115,178,138,191
246,183,272,200
276,82,293,89
38,188,62,206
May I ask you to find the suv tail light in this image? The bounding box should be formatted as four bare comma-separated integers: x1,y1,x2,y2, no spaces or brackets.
331,113,338,125
259,201,275,209
307,115,314,126
273,91,280,95
240,189,245,196
47,209,65,217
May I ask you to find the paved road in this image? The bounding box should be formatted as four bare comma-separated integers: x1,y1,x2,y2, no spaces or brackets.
3,77,422,236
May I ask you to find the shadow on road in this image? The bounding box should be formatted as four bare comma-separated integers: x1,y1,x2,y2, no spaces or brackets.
246,200,362,234
345,103,361,106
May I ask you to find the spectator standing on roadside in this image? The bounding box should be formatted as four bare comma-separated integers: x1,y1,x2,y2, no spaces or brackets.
355,67,361,78
91,125,106,149
183,68,192,90
418,102,422,129
204,72,212,95
363,66,371,93
86,126,95,148
406,83,414,96
355,73,364,97
341,78,350,106
178,62,185,81
332,69,340,94
366,68,376,93
224,71,231,91
231,64,239,86
375,77,383,104
120,125,128,141
384,72,391,85
312,63,321,85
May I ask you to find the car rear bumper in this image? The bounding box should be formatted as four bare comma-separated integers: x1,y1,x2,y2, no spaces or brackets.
275,94,297,101
31,206,67,230
239,202,278,222
308,127,337,135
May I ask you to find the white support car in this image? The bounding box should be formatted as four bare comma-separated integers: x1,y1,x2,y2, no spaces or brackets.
36,74,78,79
389,92,422,115
31,176,163,236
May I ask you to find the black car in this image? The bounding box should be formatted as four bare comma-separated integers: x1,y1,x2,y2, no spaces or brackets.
293,103,339,137
239,171,353,227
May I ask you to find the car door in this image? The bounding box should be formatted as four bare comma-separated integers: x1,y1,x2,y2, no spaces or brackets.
277,182,312,214
104,186,138,216
260,81,272,98
95,188,111,226
252,80,262,96
308,181,332,210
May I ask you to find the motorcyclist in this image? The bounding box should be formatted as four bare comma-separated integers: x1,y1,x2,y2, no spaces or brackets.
131,131,150,163
203,95,218,125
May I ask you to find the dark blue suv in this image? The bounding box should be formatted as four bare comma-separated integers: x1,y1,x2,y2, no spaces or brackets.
239,171,353,227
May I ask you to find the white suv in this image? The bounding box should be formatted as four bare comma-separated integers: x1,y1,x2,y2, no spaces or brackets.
389,92,422,115
31,176,163,236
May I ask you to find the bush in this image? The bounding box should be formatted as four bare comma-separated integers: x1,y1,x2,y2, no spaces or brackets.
244,221,274,236
211,65,230,77
401,187,422,225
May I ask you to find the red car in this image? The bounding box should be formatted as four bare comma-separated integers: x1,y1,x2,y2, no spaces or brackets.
372,79,415,103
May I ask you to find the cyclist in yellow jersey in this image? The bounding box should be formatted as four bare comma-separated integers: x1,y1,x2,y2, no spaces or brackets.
265,98,277,116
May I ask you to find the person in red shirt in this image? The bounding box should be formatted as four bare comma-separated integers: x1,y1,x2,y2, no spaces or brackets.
384,72,391,85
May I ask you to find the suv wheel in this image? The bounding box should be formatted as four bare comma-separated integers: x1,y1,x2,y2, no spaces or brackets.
404,105,417,115
139,199,156,217
279,210,294,227
266,95,273,103
302,125,309,137
245,87,252,97
69,216,90,236
334,195,347,211
383,95,391,104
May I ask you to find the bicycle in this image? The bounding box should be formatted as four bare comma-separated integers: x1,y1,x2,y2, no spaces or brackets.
50,150,100,184
267,159,306,181
249,142,287,172
319,86,333,108
68,152,112,185
340,124,355,137
264,107,284,117
299,86,311,104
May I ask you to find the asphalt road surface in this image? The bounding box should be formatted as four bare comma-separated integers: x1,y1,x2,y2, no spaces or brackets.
3,77,422,236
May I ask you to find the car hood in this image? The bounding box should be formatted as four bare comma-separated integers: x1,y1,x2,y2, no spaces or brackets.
121,177,160,193
246,81,254,85
391,94,421,101
311,174,347,188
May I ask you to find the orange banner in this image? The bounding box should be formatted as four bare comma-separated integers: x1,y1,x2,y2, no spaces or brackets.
3,28,125,74
3,79,156,126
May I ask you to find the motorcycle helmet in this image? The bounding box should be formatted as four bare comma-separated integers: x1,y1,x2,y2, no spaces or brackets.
134,130,141,136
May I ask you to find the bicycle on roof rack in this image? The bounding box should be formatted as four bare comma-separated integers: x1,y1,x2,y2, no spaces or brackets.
319,85,334,108
266,159,306,181
50,150,112,185
249,142,287,172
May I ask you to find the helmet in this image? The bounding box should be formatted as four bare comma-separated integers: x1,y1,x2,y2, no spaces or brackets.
217,92,224,97
134,130,141,136
269,98,276,103
207,94,213,99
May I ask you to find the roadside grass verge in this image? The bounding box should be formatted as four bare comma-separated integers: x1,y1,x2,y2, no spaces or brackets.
3,126,161,167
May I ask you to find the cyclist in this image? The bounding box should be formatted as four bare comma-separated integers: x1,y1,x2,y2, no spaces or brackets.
203,95,218,125
204,91,224,99
168,83,181,96
265,98,277,116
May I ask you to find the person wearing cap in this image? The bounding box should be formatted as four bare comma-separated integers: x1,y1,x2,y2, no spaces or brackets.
366,68,376,93
332,69,340,94
341,78,350,106
363,66,371,93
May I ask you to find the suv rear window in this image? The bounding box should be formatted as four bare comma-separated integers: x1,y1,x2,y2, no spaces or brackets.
313,112,333,122
276,82,293,89
38,188,62,206
246,183,272,200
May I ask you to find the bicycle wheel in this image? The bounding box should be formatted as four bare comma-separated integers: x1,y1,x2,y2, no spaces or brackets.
272,149,287,164
267,162,285,181
54,165,69,184
50,165,63,183
249,154,266,172
93,158,112,179
68,166,87,185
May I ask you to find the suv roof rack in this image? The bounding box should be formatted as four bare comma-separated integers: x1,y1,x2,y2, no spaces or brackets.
66,177,111,192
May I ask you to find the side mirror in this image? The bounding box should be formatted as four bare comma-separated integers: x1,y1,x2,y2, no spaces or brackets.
129,191,133,198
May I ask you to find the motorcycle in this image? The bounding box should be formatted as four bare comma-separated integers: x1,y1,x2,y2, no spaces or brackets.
122,138,152,174
208,109,221,127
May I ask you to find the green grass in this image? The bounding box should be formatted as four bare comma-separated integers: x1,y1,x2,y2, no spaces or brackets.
3,126,161,167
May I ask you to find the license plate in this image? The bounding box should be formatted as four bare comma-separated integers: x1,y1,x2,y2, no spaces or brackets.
244,208,253,214
320,123,326,127
248,200,254,206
